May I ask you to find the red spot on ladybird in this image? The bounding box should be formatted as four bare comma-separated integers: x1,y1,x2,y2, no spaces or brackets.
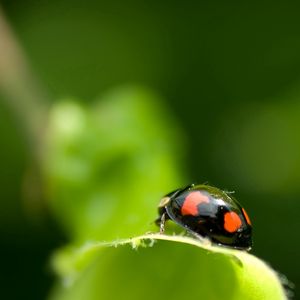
224,211,242,233
181,191,209,216
242,208,251,226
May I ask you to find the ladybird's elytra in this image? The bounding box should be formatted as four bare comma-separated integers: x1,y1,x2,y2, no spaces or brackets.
156,184,252,250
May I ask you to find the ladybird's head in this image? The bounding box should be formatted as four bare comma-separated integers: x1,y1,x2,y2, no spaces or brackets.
157,196,171,216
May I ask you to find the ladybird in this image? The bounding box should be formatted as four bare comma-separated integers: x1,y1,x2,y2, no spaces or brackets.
156,184,252,250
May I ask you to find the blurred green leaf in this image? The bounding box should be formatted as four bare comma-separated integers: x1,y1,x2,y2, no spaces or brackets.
42,86,186,242
49,234,287,300
214,91,300,197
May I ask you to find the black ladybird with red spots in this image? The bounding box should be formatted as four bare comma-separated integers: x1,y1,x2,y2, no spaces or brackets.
156,184,252,250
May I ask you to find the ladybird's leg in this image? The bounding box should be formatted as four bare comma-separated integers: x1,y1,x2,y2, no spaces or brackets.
159,212,167,234
154,206,170,234
155,204,169,225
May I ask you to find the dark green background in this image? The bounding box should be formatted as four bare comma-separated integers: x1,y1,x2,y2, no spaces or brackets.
0,1,299,299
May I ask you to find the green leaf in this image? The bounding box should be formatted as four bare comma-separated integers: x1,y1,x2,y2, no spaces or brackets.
42,86,186,242
49,234,287,300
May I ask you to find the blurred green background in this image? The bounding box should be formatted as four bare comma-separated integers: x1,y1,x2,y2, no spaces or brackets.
0,0,299,299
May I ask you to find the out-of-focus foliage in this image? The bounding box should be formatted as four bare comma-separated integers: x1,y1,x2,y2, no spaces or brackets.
214,90,300,196
43,86,185,242
49,235,287,300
